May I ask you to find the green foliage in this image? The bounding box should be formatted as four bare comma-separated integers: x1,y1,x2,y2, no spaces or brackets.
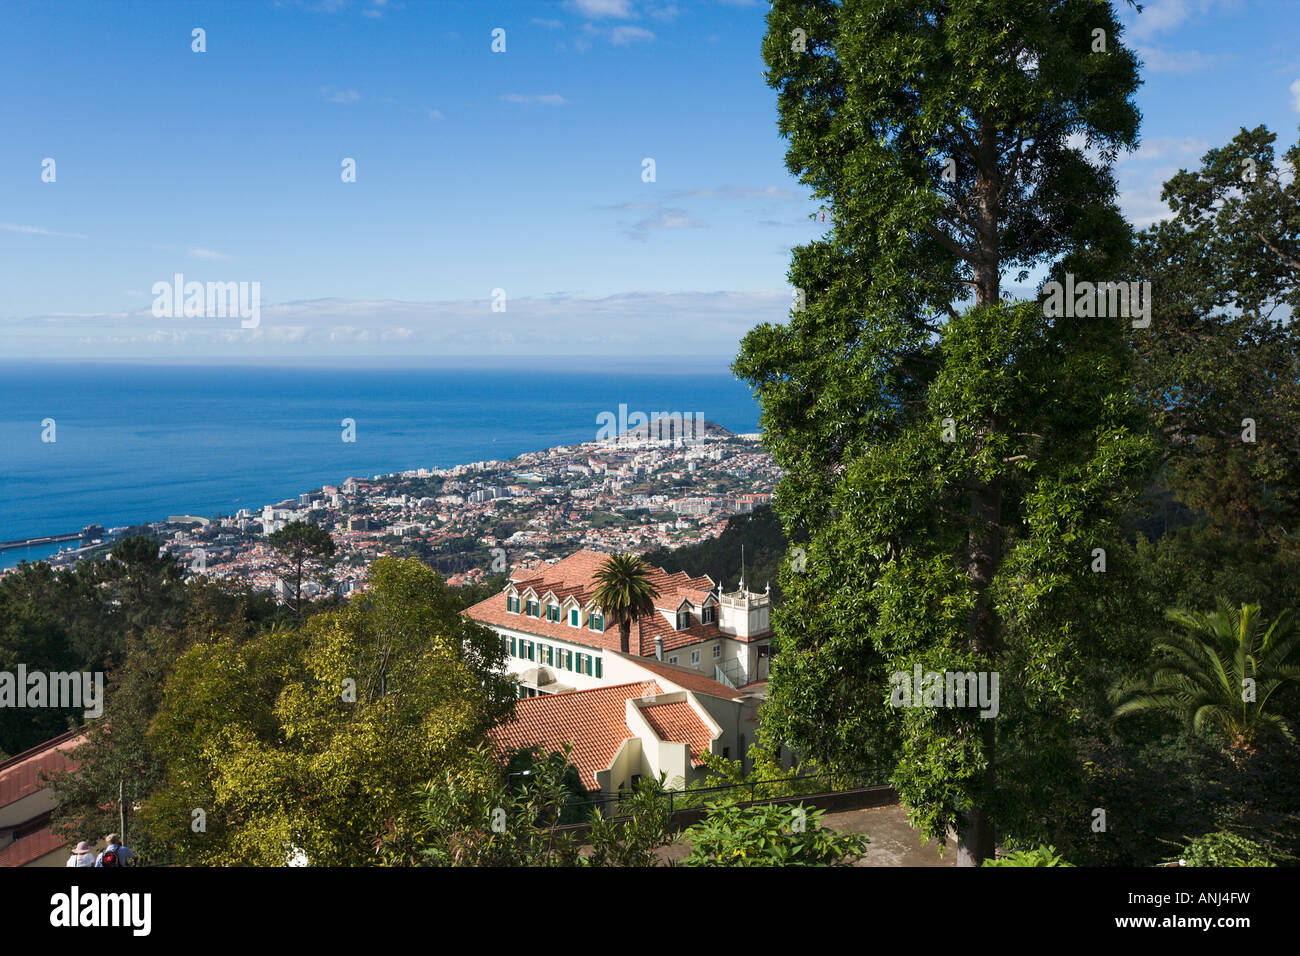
1177,830,1278,867
982,845,1074,867
681,801,868,867
643,506,787,602
1111,601,1300,752
141,557,515,866
1131,125,1300,547
385,744,583,867
739,0,1151,865
584,775,676,867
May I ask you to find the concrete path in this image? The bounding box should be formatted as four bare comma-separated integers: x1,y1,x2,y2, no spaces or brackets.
821,804,956,866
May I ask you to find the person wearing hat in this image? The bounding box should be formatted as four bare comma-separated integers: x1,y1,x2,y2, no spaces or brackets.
94,833,136,867
66,841,96,867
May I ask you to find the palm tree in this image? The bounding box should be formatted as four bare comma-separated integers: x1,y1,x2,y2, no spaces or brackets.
1110,600,1300,755
591,553,660,654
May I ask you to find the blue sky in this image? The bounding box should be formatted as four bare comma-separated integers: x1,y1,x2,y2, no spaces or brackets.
1,0,1298,361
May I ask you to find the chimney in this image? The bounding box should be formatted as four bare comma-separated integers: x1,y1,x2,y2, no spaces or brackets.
654,636,663,660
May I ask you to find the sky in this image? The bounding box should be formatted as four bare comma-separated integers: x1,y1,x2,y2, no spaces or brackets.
1,0,1298,362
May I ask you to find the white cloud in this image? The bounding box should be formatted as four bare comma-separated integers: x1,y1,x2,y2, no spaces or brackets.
329,89,361,104
4,291,790,359
1136,45,1223,73
428,109,445,120
499,93,568,105
0,222,87,239
190,247,232,260
610,25,655,44
567,0,633,17
1291,78,1300,112
1124,0,1236,41
620,206,706,241
532,18,564,28
668,185,799,200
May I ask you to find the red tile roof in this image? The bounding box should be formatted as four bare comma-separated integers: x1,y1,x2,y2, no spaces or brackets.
639,701,714,767
0,729,85,868
490,682,660,790
615,653,740,700
0,729,83,810
0,827,64,867
466,549,767,657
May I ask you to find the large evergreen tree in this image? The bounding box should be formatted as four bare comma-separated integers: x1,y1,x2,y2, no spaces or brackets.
737,0,1154,864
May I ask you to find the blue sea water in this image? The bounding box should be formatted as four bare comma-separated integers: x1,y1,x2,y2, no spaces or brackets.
0,361,762,566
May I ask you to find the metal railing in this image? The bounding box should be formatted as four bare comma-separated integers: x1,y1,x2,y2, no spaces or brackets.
563,768,881,821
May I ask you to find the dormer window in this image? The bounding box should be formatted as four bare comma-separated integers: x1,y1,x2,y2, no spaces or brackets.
569,608,580,627
676,607,692,630
588,612,604,632
507,595,520,614
702,605,716,625
526,599,539,617
547,604,560,622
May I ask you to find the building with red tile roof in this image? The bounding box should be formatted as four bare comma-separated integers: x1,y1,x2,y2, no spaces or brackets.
490,681,725,794
0,729,84,867
465,548,774,698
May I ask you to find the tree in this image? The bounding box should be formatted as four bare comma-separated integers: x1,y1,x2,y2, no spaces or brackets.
1130,125,1300,552
141,558,516,866
269,520,336,616
1111,601,1300,755
585,775,676,867
738,0,1152,865
590,553,659,654
46,584,283,862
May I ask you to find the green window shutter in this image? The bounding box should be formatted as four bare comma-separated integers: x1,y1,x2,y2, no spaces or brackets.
595,658,602,679
510,636,516,656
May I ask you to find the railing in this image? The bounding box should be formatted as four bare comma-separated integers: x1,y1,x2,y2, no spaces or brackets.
715,658,747,687
563,769,882,821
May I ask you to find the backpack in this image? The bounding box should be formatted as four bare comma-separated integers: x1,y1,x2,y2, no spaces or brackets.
101,847,121,868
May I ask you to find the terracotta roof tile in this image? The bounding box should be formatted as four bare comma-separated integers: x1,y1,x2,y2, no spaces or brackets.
639,701,715,766
0,827,64,867
490,682,661,790
615,653,740,700
0,730,83,810
467,549,768,657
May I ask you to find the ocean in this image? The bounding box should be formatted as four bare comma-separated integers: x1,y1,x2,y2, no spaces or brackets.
0,361,762,569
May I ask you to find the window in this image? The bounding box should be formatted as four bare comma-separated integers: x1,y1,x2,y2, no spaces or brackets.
702,605,715,624
526,600,539,617
690,650,700,666
588,612,604,631
548,604,560,622
545,645,553,666
564,649,573,671
676,608,691,630
510,636,517,657
507,596,519,614
570,608,579,627
668,655,678,665
712,644,721,659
